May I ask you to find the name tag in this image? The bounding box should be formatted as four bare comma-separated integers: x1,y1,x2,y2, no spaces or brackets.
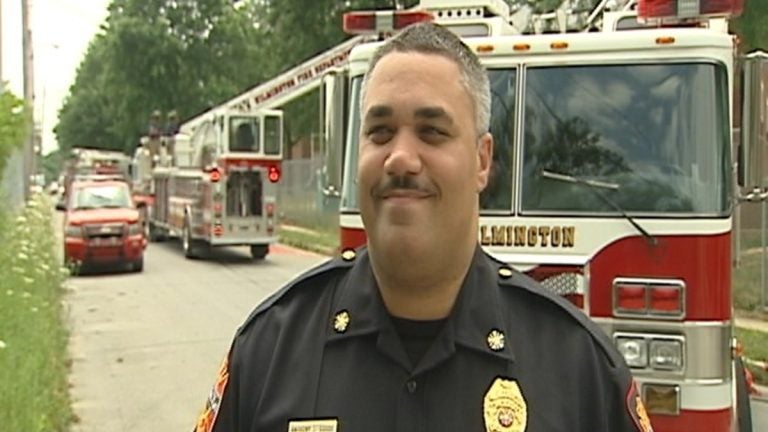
287,419,338,432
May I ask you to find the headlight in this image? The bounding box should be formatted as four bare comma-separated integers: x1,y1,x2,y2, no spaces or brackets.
616,337,648,368
127,222,143,236
65,225,83,238
649,339,683,371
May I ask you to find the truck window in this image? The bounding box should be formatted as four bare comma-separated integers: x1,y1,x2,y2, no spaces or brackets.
229,116,260,152
520,62,731,215
264,115,282,156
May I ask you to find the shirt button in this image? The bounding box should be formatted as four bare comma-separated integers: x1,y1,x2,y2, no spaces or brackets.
406,380,417,394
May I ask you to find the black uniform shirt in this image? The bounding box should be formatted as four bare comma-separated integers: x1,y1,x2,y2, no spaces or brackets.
196,246,650,432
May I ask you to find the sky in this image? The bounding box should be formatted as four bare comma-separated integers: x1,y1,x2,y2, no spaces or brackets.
3,0,110,155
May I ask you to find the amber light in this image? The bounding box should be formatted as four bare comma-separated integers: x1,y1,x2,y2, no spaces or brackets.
655,36,676,45
476,44,494,53
212,224,224,236
550,41,569,50
513,43,531,51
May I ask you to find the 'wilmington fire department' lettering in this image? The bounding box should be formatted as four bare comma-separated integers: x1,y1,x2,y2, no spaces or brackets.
479,225,576,248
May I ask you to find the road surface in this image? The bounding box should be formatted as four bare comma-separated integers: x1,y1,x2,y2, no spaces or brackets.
67,241,325,431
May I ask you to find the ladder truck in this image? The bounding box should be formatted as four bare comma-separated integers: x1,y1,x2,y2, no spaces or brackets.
138,107,282,260
137,32,379,259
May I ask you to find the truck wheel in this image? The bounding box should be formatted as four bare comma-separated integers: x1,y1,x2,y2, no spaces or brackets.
735,356,753,432
250,245,269,260
182,220,198,259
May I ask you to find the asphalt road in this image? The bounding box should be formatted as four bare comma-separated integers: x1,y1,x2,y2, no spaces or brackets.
66,240,326,432
63,239,768,431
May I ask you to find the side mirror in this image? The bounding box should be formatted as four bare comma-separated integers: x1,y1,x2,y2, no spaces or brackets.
739,50,768,190
319,70,348,201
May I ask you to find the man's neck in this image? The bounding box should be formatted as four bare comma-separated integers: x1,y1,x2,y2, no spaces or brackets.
370,244,476,320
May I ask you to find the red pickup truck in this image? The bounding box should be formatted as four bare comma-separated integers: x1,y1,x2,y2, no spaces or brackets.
57,178,147,274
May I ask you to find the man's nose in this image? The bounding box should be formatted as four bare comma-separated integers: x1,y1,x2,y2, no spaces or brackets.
384,131,422,177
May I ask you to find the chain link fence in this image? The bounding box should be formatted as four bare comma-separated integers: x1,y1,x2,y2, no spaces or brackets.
277,157,339,233
736,200,768,313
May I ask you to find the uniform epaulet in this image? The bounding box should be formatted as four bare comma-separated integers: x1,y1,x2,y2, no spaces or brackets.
489,254,625,369
234,248,359,337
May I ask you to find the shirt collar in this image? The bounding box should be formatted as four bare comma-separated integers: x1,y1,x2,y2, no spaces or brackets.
327,246,514,363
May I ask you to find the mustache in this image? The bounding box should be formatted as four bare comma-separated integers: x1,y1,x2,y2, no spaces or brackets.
371,175,437,199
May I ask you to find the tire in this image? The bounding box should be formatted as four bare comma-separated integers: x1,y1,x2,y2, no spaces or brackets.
735,356,753,432
132,257,144,272
250,244,269,260
148,222,165,242
182,219,198,259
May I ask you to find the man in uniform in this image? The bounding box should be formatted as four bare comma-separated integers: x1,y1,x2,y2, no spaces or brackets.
195,22,653,432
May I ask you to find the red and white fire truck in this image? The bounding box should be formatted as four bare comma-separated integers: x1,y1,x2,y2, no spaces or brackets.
137,108,284,259
133,28,391,260
312,0,765,430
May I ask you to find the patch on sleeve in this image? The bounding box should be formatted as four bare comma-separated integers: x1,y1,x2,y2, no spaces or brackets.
626,380,654,432
195,355,230,432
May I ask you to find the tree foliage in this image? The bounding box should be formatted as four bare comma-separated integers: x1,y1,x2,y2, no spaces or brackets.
733,0,768,52
55,0,768,159
0,88,28,178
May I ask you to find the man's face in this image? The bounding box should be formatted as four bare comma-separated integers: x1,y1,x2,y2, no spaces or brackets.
358,51,492,252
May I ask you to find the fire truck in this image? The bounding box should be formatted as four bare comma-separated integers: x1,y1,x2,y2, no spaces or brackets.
136,107,284,259
303,0,765,430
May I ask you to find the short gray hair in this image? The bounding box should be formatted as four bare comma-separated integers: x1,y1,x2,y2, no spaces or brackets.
360,22,491,136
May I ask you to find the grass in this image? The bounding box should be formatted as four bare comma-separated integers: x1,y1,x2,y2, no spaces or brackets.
0,194,73,431
735,327,768,386
733,251,767,313
278,224,339,256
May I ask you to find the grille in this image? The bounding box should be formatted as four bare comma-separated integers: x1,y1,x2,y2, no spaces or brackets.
84,223,125,239
540,272,582,296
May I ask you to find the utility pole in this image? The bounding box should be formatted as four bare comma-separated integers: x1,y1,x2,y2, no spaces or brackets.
21,0,35,199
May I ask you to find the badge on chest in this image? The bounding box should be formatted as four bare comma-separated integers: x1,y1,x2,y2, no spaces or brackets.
483,377,528,432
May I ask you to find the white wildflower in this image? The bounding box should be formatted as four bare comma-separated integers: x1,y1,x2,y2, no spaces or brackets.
23,277,34,285
17,252,29,261
0,340,6,349
15,215,27,224
30,307,38,313
6,290,13,296
22,291,31,298
40,263,50,272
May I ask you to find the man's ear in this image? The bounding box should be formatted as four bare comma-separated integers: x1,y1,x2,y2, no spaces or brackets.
476,132,493,193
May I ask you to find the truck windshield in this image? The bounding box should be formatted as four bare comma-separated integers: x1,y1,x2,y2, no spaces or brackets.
521,62,731,215
74,185,132,210
229,116,260,152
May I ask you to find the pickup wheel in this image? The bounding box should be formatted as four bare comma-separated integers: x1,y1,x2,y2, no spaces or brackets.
131,257,144,273
250,245,269,260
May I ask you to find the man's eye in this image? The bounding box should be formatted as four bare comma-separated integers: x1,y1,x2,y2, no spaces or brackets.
365,126,393,144
419,126,449,141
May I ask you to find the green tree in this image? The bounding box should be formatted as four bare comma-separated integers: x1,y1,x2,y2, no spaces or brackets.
733,0,768,52
55,0,267,155
0,88,28,178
